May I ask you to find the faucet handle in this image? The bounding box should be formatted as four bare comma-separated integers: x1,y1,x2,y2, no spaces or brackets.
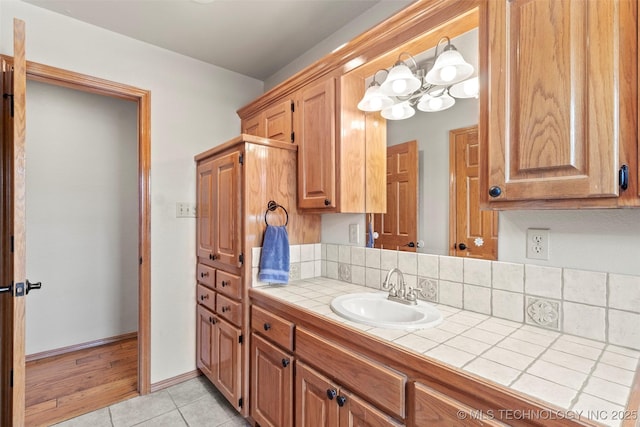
387,284,398,297
406,287,417,302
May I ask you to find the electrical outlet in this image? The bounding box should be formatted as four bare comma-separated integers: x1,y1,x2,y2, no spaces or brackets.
526,228,550,260
349,224,359,244
176,202,196,218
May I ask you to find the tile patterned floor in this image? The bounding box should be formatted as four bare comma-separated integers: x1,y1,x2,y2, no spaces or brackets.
53,377,250,427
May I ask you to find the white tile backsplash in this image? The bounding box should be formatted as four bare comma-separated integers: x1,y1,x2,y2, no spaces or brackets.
609,273,640,313
464,258,492,287
463,284,491,315
563,268,607,306
439,256,463,282
492,261,524,292
525,264,562,299
267,243,640,352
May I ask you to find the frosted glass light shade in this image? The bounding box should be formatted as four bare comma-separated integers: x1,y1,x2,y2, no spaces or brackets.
357,84,394,112
379,64,421,96
417,93,455,112
449,76,479,98
381,102,415,120
425,49,474,86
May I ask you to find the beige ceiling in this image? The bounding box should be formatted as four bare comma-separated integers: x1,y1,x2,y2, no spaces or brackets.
23,0,390,81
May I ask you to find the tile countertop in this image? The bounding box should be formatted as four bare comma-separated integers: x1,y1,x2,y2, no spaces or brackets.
252,277,640,427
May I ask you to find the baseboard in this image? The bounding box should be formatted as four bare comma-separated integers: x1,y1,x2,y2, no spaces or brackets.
150,369,202,393
26,331,138,363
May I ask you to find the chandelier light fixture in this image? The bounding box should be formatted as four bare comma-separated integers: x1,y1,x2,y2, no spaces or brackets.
357,36,478,120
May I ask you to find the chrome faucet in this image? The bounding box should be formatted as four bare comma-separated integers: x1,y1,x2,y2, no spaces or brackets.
382,267,417,305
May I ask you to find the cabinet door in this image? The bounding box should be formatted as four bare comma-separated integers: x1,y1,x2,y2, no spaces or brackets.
242,113,263,137
412,382,507,427
196,158,215,262
339,390,403,427
486,0,621,202
296,362,339,427
211,151,242,269
297,77,336,210
196,305,214,377
265,100,293,143
212,317,242,410
251,334,294,427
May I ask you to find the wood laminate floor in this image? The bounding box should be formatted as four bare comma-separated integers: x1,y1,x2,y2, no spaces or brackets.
25,336,138,426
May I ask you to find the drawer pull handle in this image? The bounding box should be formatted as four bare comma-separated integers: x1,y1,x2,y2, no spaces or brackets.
221,280,229,287
222,306,230,313
200,271,209,278
281,358,290,368
263,323,271,331
336,396,346,407
199,294,209,301
326,389,337,400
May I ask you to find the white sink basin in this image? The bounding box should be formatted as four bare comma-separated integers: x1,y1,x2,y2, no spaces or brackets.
330,292,443,330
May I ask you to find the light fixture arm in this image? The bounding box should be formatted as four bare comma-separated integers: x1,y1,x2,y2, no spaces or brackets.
370,68,389,86
396,52,418,72
433,36,452,58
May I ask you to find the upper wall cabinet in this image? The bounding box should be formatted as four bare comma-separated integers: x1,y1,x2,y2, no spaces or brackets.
483,0,638,208
241,99,294,143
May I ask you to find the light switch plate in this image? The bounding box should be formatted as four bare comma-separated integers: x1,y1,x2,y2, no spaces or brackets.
176,202,196,218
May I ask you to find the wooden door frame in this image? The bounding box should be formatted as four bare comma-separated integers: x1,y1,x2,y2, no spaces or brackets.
0,54,151,395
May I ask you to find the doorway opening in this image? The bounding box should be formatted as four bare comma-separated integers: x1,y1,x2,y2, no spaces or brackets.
0,56,151,424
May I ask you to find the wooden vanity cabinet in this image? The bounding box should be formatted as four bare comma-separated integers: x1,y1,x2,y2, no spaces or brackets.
411,382,507,427
483,0,638,208
296,361,404,427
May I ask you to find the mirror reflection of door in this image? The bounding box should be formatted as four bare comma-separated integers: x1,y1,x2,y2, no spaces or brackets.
449,125,498,260
370,140,418,252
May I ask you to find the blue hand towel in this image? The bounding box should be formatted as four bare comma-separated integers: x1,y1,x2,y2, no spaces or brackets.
258,225,290,284
367,221,374,248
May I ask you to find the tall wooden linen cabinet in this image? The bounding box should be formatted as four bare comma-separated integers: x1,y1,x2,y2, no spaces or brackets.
194,134,320,416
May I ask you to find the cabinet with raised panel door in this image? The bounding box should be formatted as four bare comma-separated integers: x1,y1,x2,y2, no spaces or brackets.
296,362,403,427
195,135,321,417
241,99,293,143
196,150,242,272
483,0,638,208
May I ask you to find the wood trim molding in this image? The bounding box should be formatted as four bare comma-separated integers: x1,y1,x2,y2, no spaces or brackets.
150,370,202,393
236,0,480,119
0,55,153,395
25,332,138,362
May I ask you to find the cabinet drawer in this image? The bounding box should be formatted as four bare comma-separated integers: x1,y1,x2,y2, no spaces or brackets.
412,382,508,426
296,327,406,419
197,284,216,312
216,270,241,299
216,294,242,327
251,305,294,352
197,264,215,289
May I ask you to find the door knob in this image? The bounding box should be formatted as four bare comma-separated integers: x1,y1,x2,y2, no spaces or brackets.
26,280,42,294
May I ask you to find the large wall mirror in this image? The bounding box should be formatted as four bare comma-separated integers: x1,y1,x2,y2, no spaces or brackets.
338,9,492,258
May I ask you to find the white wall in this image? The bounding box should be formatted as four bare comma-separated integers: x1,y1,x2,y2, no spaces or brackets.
0,0,263,383
264,0,412,90
25,81,138,354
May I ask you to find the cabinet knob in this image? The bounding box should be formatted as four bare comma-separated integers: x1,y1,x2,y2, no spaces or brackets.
324,199,331,206
281,358,290,368
209,253,218,260
488,186,502,198
457,243,467,250
199,294,209,301
222,306,230,313
221,281,228,287
326,389,337,400
200,271,209,278
263,323,271,331
209,316,216,324
336,396,347,407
